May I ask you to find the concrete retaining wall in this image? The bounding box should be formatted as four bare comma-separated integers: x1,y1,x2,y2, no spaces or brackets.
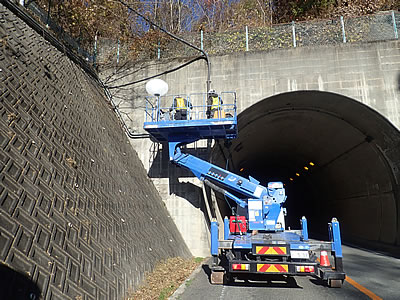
0,4,190,300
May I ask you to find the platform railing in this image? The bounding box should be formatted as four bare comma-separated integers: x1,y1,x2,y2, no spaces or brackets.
144,92,237,123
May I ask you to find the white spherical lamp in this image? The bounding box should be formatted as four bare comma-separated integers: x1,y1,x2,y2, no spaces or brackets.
146,79,168,97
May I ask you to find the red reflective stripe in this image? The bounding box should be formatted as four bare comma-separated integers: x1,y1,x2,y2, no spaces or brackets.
274,247,285,255
275,264,287,273
258,247,269,254
259,264,270,272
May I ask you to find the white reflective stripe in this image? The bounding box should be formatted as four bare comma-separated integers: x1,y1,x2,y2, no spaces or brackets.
254,186,263,198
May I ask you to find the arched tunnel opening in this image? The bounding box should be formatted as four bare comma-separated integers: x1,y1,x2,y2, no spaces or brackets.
211,91,400,255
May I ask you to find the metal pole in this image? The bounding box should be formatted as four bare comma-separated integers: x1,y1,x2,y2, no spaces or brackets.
392,11,398,39
46,0,52,26
340,16,346,43
206,59,211,93
93,33,97,68
245,26,249,51
292,21,296,48
201,30,203,50
116,39,120,65
202,183,213,223
157,96,160,121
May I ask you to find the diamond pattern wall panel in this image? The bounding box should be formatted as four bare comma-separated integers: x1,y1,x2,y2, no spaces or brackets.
0,4,191,300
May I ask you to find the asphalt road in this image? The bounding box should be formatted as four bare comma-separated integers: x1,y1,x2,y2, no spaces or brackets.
172,245,400,300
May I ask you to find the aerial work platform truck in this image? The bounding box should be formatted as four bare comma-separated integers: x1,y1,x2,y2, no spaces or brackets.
143,86,346,288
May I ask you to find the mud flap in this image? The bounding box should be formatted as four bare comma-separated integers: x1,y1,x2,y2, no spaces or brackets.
329,279,343,288
210,270,225,284
319,267,345,288
210,264,227,285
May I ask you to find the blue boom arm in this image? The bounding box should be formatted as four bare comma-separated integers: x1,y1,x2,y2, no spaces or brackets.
169,142,287,231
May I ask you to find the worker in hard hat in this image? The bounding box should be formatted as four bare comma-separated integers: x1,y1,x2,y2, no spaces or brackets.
207,89,223,119
171,96,192,120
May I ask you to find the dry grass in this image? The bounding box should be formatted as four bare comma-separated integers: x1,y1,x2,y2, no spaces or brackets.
127,257,204,300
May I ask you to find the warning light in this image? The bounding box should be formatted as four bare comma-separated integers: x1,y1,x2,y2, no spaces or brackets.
296,266,315,273
232,263,250,271
309,162,315,166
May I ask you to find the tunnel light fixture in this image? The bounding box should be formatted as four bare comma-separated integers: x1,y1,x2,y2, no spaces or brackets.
240,168,244,172
289,178,293,181
309,162,315,166
304,166,309,171
295,173,300,177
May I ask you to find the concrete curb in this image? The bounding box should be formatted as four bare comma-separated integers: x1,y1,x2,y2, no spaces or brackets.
169,257,211,299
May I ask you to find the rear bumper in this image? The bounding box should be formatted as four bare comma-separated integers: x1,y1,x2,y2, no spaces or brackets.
228,260,318,276
319,267,346,281
225,260,345,281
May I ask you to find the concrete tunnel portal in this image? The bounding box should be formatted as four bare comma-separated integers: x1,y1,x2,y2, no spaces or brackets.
211,91,400,254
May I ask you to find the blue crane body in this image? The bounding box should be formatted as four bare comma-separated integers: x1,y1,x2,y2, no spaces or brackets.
143,92,345,287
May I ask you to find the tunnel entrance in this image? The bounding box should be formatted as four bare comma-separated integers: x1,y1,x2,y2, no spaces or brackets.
211,91,400,255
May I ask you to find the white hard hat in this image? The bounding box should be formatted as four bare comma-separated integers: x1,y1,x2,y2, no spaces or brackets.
208,89,216,94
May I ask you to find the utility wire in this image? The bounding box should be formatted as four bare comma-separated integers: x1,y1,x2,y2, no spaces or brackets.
116,0,207,59
107,56,205,89
115,0,211,92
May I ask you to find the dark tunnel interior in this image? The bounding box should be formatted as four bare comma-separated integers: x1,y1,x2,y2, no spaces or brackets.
211,91,400,254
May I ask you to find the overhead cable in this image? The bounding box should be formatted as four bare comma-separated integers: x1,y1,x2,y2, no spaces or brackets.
115,0,211,91
106,56,205,89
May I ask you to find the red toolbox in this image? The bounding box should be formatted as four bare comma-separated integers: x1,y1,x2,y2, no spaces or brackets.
229,216,247,234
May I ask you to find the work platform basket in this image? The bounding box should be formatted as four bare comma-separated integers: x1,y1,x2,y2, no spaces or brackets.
144,92,238,143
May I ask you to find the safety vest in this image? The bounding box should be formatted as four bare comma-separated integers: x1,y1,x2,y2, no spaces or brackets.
211,96,220,110
176,97,187,110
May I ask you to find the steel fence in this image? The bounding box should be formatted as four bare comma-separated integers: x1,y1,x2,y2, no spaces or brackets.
15,0,399,66
188,11,398,57
103,10,398,63
24,1,94,62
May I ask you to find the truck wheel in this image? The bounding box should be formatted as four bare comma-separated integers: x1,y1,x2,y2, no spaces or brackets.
329,279,343,288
